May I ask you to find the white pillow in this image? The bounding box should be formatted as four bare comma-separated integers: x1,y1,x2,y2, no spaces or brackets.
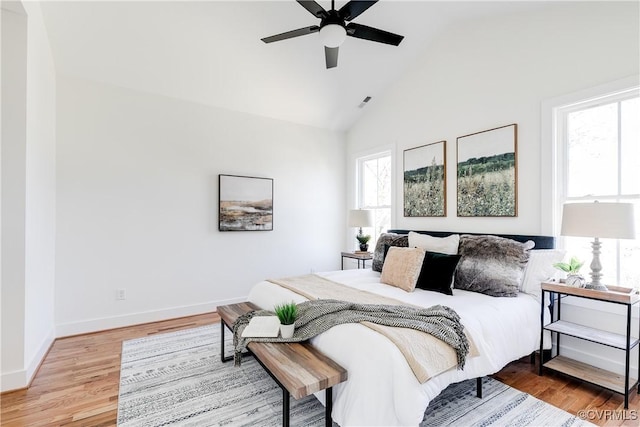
408,232,460,255
521,249,566,299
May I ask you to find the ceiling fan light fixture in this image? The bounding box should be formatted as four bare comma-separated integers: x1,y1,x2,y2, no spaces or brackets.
319,24,347,48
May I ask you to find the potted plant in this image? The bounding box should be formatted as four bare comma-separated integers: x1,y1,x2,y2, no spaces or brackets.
274,302,298,338
553,257,585,288
356,234,371,252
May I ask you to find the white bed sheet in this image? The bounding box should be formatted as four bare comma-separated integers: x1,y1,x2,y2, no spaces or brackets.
248,269,546,427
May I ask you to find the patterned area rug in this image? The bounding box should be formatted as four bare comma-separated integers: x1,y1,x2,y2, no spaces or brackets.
117,324,593,427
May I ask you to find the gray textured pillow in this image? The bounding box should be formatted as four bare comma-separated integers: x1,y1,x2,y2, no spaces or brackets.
372,233,408,272
454,235,535,297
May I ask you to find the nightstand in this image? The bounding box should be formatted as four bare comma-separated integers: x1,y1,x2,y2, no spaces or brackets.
539,281,640,409
341,252,372,270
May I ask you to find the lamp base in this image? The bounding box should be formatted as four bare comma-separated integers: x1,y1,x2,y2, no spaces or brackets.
584,283,608,291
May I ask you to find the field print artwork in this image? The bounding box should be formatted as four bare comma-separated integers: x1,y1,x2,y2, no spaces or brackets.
219,175,273,231
456,124,517,217
404,141,446,217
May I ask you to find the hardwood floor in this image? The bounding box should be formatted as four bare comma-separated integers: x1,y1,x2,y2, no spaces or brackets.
1,313,638,426
0,313,217,427
494,357,639,426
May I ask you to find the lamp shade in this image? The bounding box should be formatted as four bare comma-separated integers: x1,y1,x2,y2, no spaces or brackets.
560,202,636,239
348,209,373,228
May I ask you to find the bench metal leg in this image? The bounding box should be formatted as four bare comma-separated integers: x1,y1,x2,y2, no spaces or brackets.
220,321,235,363
220,320,251,363
476,377,482,399
325,387,333,427
283,388,290,427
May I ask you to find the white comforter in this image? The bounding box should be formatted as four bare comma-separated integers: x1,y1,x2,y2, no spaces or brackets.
248,269,544,427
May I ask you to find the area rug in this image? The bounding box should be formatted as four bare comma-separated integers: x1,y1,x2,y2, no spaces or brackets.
117,324,593,427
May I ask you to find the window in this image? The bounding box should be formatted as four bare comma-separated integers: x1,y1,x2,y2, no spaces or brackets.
554,85,640,286
356,151,392,248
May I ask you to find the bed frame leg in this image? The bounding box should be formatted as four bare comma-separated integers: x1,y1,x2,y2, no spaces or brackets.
530,351,536,364
476,377,482,399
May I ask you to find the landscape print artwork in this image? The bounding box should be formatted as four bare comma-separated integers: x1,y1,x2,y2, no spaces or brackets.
404,141,446,217
456,124,517,217
219,175,273,231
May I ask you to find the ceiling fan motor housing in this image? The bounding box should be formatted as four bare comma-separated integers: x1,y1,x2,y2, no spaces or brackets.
319,10,347,48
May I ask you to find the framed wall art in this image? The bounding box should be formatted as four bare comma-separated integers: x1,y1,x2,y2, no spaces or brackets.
403,141,446,217
219,174,273,231
456,124,517,217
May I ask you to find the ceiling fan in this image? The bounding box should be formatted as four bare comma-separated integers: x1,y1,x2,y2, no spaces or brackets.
261,0,404,69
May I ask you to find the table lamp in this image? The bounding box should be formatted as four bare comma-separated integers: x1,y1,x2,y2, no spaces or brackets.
348,209,373,249
560,201,636,291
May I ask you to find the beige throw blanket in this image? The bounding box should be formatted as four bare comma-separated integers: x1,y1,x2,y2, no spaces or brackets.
267,274,478,383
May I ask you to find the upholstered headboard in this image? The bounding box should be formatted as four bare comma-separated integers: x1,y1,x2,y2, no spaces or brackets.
387,230,555,250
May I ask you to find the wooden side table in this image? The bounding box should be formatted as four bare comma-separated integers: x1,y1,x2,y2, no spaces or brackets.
539,281,640,409
341,251,372,270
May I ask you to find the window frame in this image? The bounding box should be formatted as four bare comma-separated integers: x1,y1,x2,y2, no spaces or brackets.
353,148,394,250
542,77,639,286
541,76,639,234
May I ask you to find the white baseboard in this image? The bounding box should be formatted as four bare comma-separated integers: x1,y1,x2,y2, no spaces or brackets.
1,327,56,393
55,297,247,338
3,298,246,392
1,369,28,393
26,327,55,382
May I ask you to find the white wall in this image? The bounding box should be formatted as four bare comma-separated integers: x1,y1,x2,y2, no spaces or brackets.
1,0,57,392
347,1,639,235
347,1,639,378
55,76,346,336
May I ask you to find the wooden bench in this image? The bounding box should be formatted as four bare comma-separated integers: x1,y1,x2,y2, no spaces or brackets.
217,302,348,427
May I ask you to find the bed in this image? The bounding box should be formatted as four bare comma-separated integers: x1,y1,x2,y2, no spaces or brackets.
247,230,557,427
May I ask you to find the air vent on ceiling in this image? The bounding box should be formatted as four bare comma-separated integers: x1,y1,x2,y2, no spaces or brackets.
358,96,372,109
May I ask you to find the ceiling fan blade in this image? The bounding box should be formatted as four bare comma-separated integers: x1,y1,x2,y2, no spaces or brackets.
296,0,328,18
346,22,404,46
261,25,320,43
325,46,339,69
339,0,378,21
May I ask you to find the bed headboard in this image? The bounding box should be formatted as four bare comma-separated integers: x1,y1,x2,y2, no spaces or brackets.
387,230,555,250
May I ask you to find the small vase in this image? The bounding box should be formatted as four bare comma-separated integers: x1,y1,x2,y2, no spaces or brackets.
359,243,369,252
566,274,586,288
280,323,295,339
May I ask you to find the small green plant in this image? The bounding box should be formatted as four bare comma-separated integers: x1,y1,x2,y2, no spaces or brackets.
274,302,298,325
356,234,371,245
553,257,584,274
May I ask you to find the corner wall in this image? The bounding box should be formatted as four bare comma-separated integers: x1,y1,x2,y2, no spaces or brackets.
1,0,57,392
55,76,346,335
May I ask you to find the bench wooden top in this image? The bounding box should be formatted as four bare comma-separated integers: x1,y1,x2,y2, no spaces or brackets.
217,303,348,399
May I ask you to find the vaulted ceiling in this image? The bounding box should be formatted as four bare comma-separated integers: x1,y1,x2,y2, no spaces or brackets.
40,1,545,131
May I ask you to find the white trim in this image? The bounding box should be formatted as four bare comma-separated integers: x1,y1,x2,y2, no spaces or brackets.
55,297,245,338
540,75,640,235
24,327,55,386
355,148,394,209
3,330,57,392
349,145,395,249
1,370,28,393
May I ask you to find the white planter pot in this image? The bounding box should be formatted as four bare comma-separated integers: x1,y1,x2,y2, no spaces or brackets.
566,274,586,288
280,323,295,339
